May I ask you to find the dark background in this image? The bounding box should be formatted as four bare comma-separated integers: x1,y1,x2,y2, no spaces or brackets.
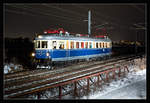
4,4,146,41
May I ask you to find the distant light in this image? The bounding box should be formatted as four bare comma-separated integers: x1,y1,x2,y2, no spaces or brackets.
44,31,47,34
38,35,42,38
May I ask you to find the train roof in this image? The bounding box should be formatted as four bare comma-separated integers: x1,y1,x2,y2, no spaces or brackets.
35,34,111,42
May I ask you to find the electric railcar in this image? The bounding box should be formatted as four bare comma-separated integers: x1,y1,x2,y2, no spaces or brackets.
32,32,112,67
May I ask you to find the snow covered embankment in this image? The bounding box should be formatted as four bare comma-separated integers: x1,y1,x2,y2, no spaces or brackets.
4,63,23,74
82,57,146,99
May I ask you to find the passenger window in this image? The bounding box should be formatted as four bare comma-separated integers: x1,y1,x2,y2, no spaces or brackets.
85,42,88,48
102,43,104,48
93,42,95,48
42,41,47,48
109,42,112,48
96,42,98,48
81,42,84,48
99,42,101,48
53,41,57,49
76,42,79,48
59,41,65,49
106,42,107,48
89,42,92,48
71,41,74,49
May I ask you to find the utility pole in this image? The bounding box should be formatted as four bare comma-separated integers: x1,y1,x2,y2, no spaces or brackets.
88,10,91,36
130,23,146,55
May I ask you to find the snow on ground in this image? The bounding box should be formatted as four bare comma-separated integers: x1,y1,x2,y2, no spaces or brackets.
4,63,23,74
81,69,146,99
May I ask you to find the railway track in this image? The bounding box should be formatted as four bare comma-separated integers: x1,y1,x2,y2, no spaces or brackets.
4,54,134,87
4,54,135,82
4,54,142,99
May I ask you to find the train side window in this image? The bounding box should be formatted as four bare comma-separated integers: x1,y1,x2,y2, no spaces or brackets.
76,42,79,49
85,42,88,48
108,42,112,48
96,42,98,48
99,42,101,48
93,42,95,48
102,43,104,48
53,41,57,49
81,42,84,48
106,42,108,48
42,41,48,48
89,42,92,48
70,41,74,49
104,42,106,48
59,41,65,49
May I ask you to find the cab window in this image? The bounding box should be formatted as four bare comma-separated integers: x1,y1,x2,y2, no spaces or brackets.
35,41,40,48
42,41,48,48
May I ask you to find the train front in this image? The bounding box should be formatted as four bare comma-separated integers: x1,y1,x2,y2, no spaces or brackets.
31,35,52,68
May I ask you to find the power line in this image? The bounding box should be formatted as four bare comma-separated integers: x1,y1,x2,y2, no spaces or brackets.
5,5,83,25
10,5,84,25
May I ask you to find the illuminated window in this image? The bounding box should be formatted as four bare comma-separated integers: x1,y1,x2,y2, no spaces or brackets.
89,42,92,48
81,42,84,48
71,41,74,49
76,42,79,48
103,42,104,48
106,42,108,48
109,42,112,48
53,41,57,49
96,42,98,48
42,41,48,48
85,42,88,48
93,42,95,48
99,42,101,48
59,41,65,49
35,41,40,48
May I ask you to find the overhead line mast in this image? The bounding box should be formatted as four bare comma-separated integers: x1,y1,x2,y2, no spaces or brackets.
88,10,91,36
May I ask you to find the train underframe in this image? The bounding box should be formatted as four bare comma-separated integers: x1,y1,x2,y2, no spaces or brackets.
32,54,111,69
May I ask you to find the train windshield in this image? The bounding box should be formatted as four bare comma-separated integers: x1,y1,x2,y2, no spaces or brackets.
35,41,40,48
42,41,48,48
35,40,48,48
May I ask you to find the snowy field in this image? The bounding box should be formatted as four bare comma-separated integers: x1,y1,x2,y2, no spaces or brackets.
81,69,146,99
4,63,23,74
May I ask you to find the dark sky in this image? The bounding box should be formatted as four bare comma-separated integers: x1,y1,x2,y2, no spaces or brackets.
4,3,146,41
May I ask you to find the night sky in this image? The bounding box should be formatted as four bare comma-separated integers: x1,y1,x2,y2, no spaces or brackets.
4,3,146,41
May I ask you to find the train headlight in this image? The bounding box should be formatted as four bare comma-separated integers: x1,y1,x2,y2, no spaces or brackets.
38,35,42,38
31,53,35,57
46,52,49,56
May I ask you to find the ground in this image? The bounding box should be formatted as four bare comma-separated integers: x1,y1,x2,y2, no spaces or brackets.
82,69,146,99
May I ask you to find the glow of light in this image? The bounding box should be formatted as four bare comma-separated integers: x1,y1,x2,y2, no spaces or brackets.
38,35,42,38
46,53,49,56
44,31,47,34
32,53,35,57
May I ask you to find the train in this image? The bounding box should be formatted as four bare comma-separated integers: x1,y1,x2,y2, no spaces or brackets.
31,28,112,68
